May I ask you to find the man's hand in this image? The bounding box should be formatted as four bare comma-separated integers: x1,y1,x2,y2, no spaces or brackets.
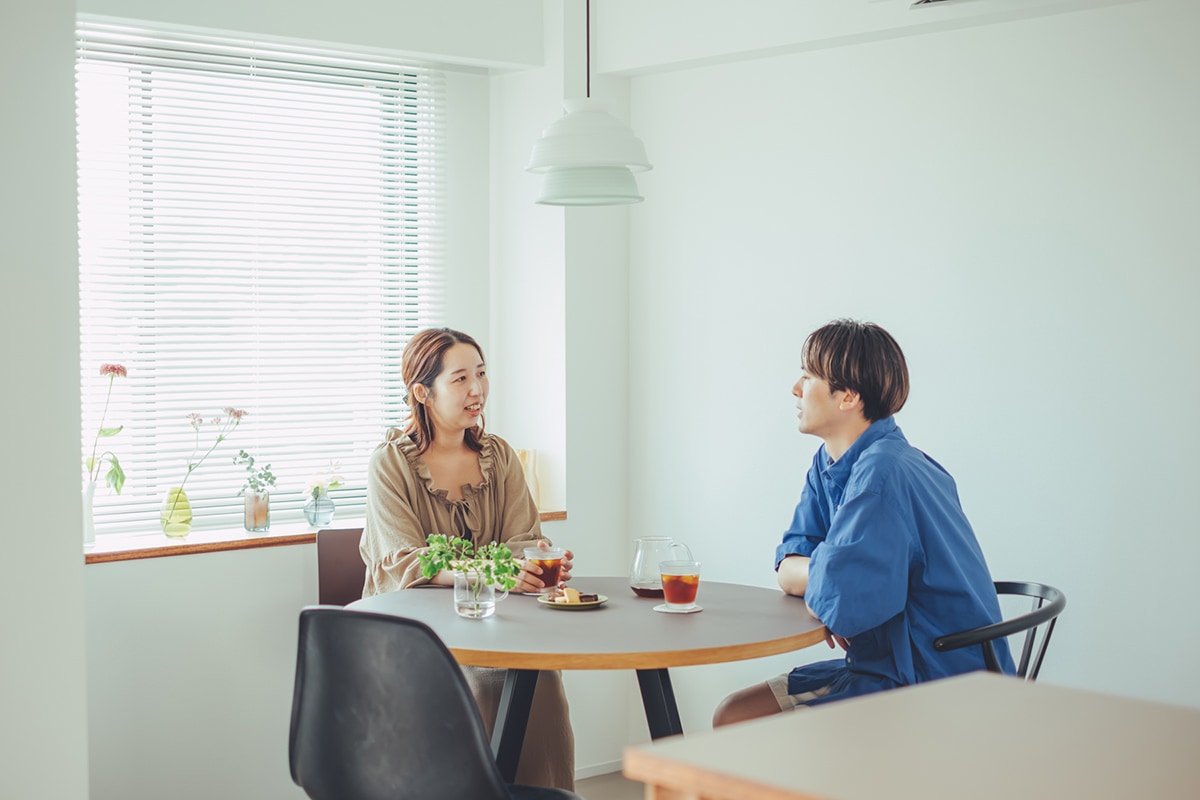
803,602,848,650
825,633,851,651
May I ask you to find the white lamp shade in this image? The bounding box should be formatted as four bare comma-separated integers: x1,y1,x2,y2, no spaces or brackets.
535,166,643,206
528,99,651,205
528,99,651,170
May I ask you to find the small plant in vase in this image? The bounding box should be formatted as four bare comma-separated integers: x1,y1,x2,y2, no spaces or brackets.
418,535,521,619
304,462,343,527
234,449,276,532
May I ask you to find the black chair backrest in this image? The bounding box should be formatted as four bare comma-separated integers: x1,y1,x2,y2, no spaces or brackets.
315,528,365,606
289,607,514,800
934,581,1066,681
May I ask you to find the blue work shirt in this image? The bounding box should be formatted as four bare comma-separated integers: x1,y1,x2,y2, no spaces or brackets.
775,417,1012,704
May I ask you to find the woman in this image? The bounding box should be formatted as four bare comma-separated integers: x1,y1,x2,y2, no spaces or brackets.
360,327,576,791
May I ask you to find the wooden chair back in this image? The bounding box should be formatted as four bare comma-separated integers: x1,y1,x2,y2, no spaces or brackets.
316,528,365,607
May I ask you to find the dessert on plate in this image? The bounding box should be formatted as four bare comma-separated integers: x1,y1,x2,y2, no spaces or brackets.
545,586,600,604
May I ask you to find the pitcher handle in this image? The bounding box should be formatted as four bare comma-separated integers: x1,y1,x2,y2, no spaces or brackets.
671,542,693,560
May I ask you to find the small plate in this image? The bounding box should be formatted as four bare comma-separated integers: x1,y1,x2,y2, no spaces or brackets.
653,604,703,614
537,593,609,611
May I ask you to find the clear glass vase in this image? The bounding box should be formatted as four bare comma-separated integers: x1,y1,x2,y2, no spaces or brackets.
244,490,270,532
453,571,509,619
304,492,335,527
83,480,97,549
160,487,192,538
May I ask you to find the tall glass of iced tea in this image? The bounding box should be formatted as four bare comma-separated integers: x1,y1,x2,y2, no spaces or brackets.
659,560,701,610
524,546,565,594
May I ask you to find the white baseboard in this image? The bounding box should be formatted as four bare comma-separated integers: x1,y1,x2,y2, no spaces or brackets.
575,760,624,780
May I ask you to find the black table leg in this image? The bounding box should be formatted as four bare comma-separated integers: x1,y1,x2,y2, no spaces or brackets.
492,668,540,783
636,668,684,739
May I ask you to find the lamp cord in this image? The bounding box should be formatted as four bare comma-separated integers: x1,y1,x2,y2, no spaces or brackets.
586,0,591,98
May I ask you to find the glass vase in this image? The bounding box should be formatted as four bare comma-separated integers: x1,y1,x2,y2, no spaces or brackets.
244,490,270,532
304,493,336,527
83,480,97,549
453,571,509,619
160,487,193,538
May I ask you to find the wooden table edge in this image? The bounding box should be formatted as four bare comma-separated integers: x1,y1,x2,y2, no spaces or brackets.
623,745,834,800
447,627,828,670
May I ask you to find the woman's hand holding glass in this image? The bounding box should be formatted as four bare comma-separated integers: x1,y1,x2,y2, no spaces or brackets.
515,541,573,594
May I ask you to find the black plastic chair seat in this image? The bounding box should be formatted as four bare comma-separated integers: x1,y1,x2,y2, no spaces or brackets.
289,606,584,800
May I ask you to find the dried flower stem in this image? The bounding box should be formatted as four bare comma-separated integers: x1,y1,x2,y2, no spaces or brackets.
165,407,247,520
87,373,116,482
87,364,127,493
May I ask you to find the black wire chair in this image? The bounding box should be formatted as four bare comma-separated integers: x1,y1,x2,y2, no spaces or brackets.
934,581,1066,680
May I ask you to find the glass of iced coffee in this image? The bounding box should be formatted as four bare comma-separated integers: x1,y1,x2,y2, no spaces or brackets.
524,546,565,594
659,559,701,611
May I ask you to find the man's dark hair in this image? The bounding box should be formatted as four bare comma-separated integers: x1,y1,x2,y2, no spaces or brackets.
802,319,909,422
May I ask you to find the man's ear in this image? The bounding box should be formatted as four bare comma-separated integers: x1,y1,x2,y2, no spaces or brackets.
411,383,428,404
838,389,864,413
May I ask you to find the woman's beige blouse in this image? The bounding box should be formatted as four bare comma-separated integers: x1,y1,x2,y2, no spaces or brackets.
360,428,548,596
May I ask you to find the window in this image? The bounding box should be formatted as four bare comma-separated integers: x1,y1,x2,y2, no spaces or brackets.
77,18,445,536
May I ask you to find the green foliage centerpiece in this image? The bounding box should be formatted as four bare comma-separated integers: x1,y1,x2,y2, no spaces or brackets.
419,534,520,619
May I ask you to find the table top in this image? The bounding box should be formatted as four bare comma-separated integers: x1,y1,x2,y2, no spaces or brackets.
348,576,827,670
622,671,1200,800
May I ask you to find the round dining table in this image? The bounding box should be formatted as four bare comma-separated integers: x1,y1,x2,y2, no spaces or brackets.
348,576,827,783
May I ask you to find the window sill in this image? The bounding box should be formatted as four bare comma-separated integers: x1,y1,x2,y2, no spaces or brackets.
84,510,568,565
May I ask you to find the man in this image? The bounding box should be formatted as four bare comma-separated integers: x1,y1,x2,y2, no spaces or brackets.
713,319,1011,727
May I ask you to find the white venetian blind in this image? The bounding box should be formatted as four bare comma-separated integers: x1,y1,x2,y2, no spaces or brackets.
77,18,445,535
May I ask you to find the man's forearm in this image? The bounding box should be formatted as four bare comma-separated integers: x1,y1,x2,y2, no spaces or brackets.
777,555,811,596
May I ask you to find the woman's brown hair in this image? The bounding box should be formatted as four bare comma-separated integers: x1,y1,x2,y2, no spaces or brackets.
402,327,486,454
802,319,909,422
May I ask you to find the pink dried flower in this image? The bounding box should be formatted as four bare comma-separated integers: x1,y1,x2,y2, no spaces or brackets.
86,363,127,493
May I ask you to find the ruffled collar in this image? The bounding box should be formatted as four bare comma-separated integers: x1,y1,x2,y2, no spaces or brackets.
386,427,496,505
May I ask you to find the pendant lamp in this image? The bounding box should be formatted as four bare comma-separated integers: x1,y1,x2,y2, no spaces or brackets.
527,0,652,205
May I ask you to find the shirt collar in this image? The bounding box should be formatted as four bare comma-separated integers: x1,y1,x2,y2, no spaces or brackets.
821,416,899,482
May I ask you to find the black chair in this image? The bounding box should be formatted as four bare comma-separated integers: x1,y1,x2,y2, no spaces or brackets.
315,528,365,606
289,606,584,800
934,581,1066,680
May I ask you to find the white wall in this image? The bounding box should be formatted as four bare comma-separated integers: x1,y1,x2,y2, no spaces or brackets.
78,0,543,70
1,3,92,799
85,548,315,798
594,0,1150,75
620,0,1200,731
487,0,568,511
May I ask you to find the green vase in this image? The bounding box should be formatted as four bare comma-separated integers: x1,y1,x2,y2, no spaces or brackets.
161,487,193,537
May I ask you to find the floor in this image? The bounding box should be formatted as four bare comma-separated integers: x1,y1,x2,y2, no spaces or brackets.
576,770,644,800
